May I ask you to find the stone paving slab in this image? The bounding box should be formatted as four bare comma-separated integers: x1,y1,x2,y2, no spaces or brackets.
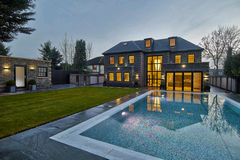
0,90,146,160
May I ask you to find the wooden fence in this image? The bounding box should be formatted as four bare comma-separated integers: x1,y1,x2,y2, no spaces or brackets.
209,76,240,93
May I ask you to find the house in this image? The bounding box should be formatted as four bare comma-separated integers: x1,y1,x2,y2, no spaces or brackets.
86,56,104,84
87,56,104,74
103,36,209,92
69,56,104,85
0,55,51,92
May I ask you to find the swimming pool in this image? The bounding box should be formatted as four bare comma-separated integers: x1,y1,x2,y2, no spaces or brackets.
51,91,240,160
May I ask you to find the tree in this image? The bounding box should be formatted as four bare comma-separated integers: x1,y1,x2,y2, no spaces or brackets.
39,41,63,69
224,47,233,76
223,26,240,54
73,40,86,72
86,42,93,60
231,53,240,76
0,0,35,42
0,42,10,56
200,26,240,70
59,33,75,70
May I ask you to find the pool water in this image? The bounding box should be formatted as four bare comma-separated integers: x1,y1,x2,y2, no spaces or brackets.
81,91,240,160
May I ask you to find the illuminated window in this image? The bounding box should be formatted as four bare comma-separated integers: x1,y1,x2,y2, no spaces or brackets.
145,39,151,48
175,55,181,64
109,72,114,81
117,72,122,81
124,72,130,82
188,54,195,63
128,55,135,64
118,56,124,64
109,56,114,65
170,38,176,47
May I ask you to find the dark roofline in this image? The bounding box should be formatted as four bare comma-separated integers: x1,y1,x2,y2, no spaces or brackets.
86,56,104,65
102,36,203,55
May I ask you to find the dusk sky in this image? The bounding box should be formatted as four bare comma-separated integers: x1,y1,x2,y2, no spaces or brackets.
8,0,240,59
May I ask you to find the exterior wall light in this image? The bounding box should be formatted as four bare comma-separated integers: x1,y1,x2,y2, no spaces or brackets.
117,67,120,70
3,64,10,70
29,66,35,71
161,74,165,80
203,74,209,81
181,64,186,68
135,73,139,80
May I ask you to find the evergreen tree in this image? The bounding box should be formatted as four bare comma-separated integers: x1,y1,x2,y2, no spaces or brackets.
39,41,63,69
0,42,10,56
73,40,86,72
231,53,240,76
0,0,35,42
224,47,233,76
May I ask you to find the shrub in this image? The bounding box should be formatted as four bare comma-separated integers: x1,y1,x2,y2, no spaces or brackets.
6,80,15,86
28,79,36,85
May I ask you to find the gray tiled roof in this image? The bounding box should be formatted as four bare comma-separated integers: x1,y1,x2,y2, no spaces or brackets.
103,37,203,55
86,56,104,65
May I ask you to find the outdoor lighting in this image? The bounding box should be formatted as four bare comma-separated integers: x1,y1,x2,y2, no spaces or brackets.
203,74,209,81
3,64,10,70
29,65,35,71
204,77,209,81
161,74,165,80
181,108,185,111
204,74,209,78
182,64,186,68
121,111,127,116
117,67,120,70
135,73,139,80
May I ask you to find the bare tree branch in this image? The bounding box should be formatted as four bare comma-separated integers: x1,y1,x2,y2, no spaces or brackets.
199,26,240,70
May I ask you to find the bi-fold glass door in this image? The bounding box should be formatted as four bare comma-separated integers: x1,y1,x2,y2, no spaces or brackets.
166,72,202,92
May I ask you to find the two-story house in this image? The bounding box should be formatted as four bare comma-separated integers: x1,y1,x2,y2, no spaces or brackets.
103,36,209,92
86,56,104,84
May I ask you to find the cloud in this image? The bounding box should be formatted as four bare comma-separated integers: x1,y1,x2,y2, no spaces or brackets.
8,0,240,58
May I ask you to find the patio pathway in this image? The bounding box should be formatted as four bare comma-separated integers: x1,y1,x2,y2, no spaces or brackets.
210,86,240,103
0,90,146,160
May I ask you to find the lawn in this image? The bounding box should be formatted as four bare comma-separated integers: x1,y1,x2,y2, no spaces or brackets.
0,87,139,138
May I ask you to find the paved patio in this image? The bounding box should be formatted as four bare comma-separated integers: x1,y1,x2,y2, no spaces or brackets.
0,90,145,160
210,86,240,102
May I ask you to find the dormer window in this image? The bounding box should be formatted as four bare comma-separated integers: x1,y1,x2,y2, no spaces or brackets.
169,38,176,47
145,39,151,48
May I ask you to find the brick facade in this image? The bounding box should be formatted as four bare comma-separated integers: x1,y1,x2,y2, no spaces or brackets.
0,56,51,92
102,37,209,91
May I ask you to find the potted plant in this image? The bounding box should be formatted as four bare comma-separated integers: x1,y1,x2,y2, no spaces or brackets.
160,80,166,90
133,80,139,88
28,79,37,91
6,80,16,93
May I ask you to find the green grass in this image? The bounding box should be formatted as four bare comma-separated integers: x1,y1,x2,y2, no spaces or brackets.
0,87,139,138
